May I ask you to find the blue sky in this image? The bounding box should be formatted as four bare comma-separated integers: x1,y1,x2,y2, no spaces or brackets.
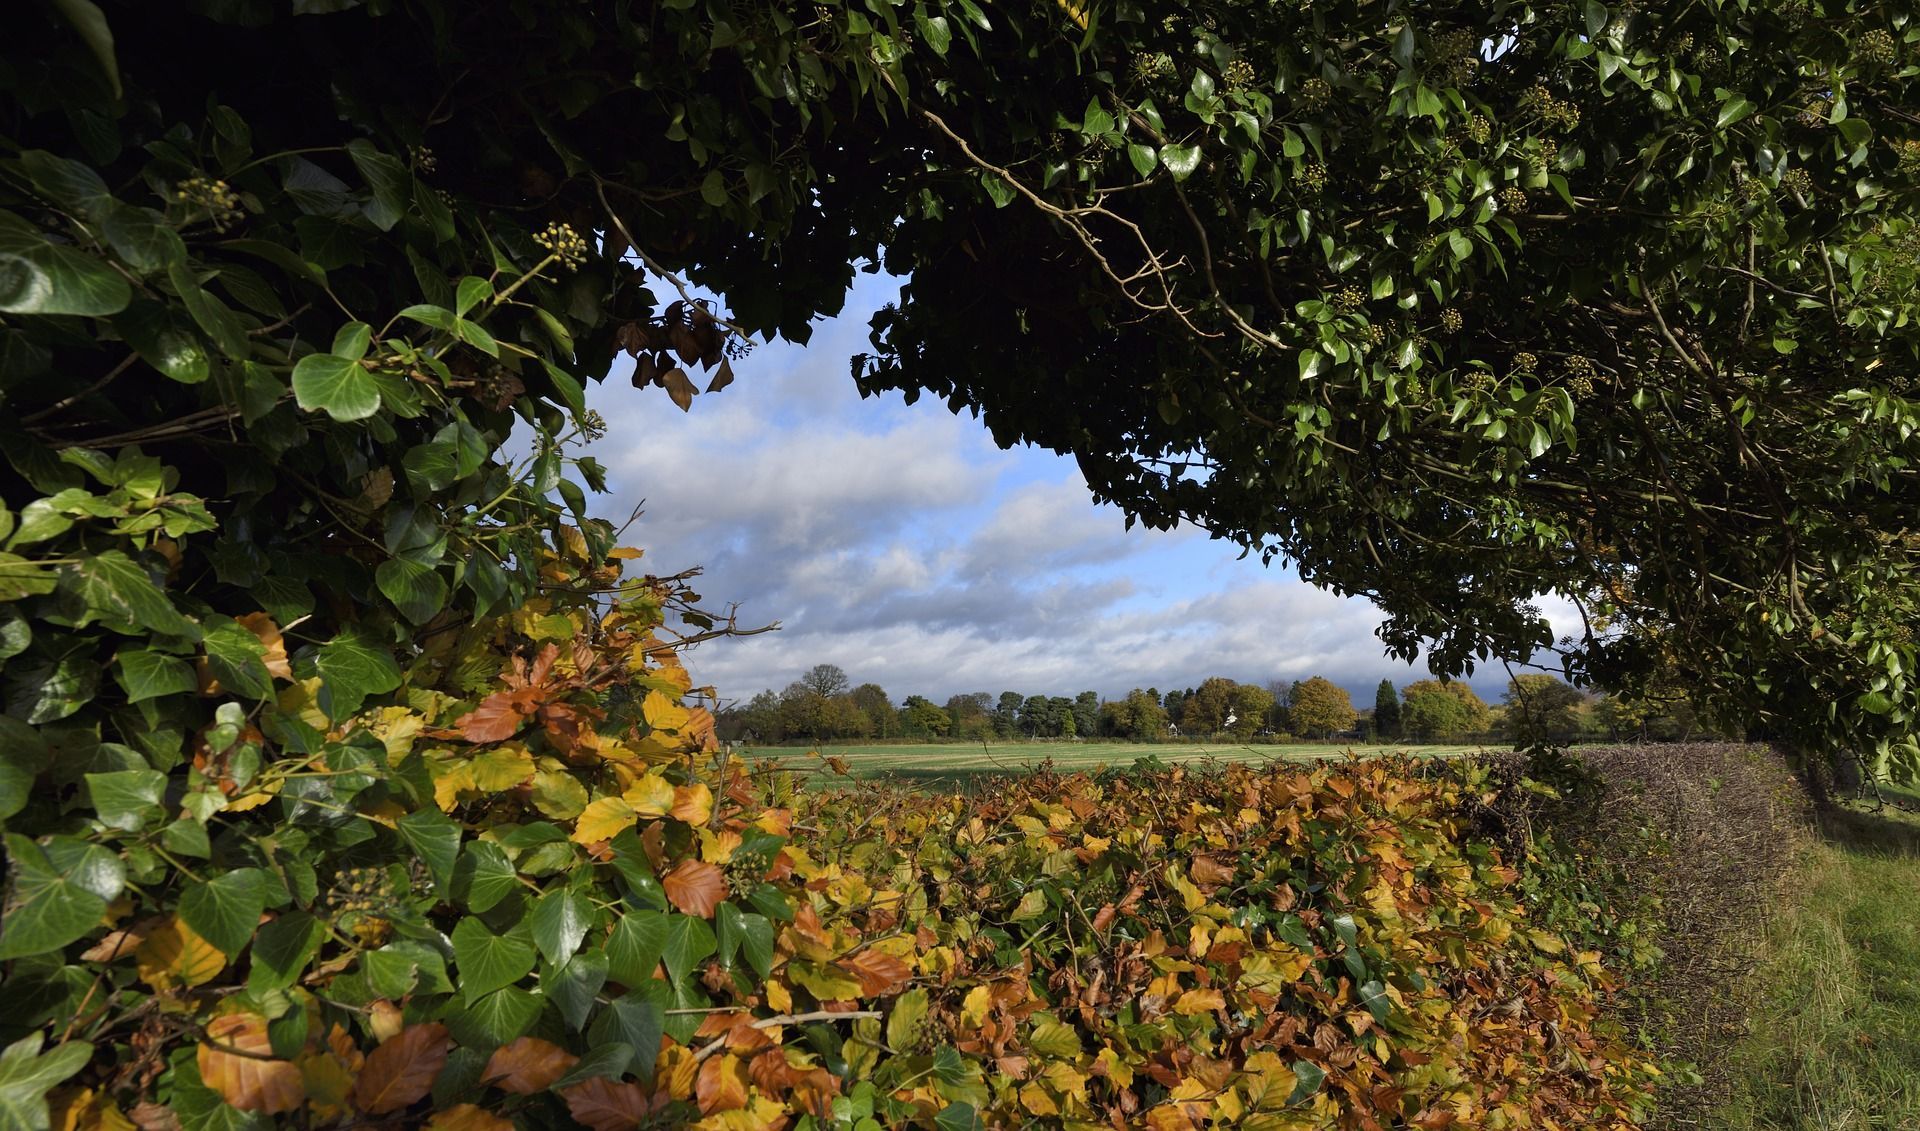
572,273,1549,708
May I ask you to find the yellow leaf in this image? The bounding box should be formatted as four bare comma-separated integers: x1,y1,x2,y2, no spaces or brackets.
607,547,645,560
766,978,792,1013
785,960,865,1002
432,758,478,811
277,678,330,733
642,690,691,733
572,796,639,844
368,707,424,764
961,985,993,1028
530,767,589,820
622,773,676,818
469,744,536,791
136,917,225,990
1173,988,1226,1015
698,828,741,865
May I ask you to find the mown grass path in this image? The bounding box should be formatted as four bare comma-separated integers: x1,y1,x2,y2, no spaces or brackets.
743,740,1487,787
1716,783,1920,1131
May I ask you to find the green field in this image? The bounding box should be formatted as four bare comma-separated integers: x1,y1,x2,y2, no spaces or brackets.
744,740,1490,786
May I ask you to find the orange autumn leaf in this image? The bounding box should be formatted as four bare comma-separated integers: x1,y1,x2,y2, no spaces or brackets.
560,1076,664,1131
236,612,293,679
426,1104,516,1131
1189,855,1235,887
352,1022,451,1114
1174,988,1227,1015
198,1013,304,1114
455,692,527,743
670,782,713,825
483,1036,579,1095
836,948,913,998
694,1053,750,1115
662,859,728,918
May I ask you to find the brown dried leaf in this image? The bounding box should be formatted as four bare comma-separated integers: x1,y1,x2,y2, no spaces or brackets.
662,859,728,918
483,1036,579,1095
456,693,526,743
351,1022,451,1114
560,1076,661,1131
694,1053,749,1115
198,1013,304,1114
426,1105,516,1131
661,367,697,412
836,949,913,998
235,613,293,680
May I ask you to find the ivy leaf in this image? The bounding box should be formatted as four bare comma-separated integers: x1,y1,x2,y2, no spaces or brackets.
0,210,131,316
114,648,197,702
247,911,324,993
1127,143,1158,177
0,1033,94,1131
72,550,199,639
549,950,609,1031
315,627,401,718
374,558,449,625
201,615,272,699
529,888,591,967
346,140,413,232
448,986,542,1049
1159,144,1201,181
291,352,380,422
606,912,668,987
1287,1059,1327,1103
453,840,520,914
178,868,268,958
0,834,121,959
396,808,461,897
659,914,716,987
84,768,166,831
451,919,538,1004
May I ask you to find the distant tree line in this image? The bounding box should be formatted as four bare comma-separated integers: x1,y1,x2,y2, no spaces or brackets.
715,665,1738,747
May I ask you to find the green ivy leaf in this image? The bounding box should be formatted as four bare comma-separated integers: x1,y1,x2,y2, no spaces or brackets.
178,868,269,958
660,914,716,987
0,210,131,316
374,558,448,625
84,768,166,832
453,841,519,914
529,888,591,967
451,919,538,1004
0,1033,95,1131
0,835,121,960
248,911,324,993
201,615,272,699
1159,144,1201,181
606,911,668,986
72,550,199,639
549,950,608,1031
448,986,541,1049
396,808,461,897
346,140,413,232
314,627,401,719
291,352,380,422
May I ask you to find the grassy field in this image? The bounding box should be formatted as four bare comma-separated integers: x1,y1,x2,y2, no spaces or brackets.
743,740,1489,786
1714,779,1920,1131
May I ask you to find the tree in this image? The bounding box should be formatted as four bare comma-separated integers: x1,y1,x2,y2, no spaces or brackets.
993,692,1024,738
1401,681,1493,741
800,664,851,699
1161,688,1186,729
1100,689,1169,740
1227,683,1276,741
1073,691,1101,738
1374,681,1403,742
849,683,897,738
900,695,952,739
1502,676,1588,748
1182,677,1238,735
1288,677,1357,739
944,692,993,739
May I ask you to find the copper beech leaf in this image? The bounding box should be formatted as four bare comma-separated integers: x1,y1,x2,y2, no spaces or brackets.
426,1104,516,1131
198,1013,304,1114
561,1076,663,1131
352,1022,451,1114
661,859,727,919
482,1036,578,1095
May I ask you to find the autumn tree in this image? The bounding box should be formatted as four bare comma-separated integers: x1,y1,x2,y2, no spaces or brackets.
1100,689,1170,740
1288,677,1358,739
799,663,852,699
1502,675,1588,748
1402,680,1493,741
900,695,952,738
849,683,897,738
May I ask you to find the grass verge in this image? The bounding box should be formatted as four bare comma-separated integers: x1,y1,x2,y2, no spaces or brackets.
1711,783,1920,1131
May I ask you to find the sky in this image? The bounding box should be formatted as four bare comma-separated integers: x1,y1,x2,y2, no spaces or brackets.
570,272,1545,709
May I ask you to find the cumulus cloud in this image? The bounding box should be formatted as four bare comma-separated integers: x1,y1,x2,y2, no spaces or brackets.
569,280,1526,708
